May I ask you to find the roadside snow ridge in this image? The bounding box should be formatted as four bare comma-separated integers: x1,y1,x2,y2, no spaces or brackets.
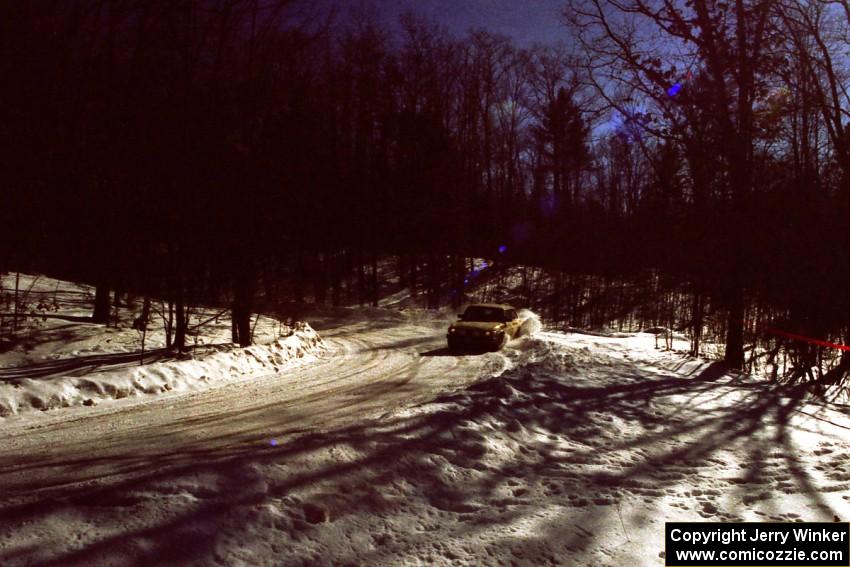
0,322,325,417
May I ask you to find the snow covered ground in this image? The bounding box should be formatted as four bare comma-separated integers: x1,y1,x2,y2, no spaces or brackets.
2,307,850,566
0,274,287,368
0,274,325,417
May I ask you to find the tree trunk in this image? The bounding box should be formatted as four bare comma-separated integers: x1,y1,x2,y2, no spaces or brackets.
724,284,745,370
409,253,417,297
263,262,277,304
236,309,251,347
398,254,407,289
137,297,151,366
691,287,704,357
294,248,304,303
140,297,151,325
174,285,186,351
553,272,563,324
370,253,379,307
314,253,327,304
12,271,19,332
331,253,341,307
357,247,366,306
232,268,254,347
426,255,439,310
451,255,464,310
165,299,174,349
93,283,111,324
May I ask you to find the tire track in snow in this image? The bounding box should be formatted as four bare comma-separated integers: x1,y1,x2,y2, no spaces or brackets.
0,319,501,501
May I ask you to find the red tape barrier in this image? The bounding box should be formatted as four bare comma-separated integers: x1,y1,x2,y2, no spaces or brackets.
764,326,850,352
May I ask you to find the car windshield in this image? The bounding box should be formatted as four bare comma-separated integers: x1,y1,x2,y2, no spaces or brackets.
462,306,505,322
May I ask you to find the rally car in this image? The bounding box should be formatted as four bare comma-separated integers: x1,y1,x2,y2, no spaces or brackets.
447,303,523,352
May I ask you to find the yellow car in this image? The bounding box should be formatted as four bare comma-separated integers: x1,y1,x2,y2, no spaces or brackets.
447,304,523,352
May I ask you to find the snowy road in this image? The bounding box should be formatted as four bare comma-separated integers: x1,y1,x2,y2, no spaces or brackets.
4,315,850,566
0,315,506,504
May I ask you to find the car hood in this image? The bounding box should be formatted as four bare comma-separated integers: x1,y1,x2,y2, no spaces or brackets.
451,321,504,332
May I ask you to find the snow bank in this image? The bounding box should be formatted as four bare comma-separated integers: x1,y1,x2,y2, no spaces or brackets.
0,323,325,417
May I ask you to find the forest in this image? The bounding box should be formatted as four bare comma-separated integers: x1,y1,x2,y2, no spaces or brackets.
1,0,849,387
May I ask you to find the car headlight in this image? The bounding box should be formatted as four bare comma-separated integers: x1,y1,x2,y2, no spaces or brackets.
449,328,456,333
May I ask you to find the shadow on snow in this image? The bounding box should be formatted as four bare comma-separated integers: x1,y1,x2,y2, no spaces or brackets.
0,353,842,566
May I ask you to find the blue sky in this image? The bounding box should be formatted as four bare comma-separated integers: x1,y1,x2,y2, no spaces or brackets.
319,0,571,46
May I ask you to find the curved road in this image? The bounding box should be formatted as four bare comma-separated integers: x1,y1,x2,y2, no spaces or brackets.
0,317,508,505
